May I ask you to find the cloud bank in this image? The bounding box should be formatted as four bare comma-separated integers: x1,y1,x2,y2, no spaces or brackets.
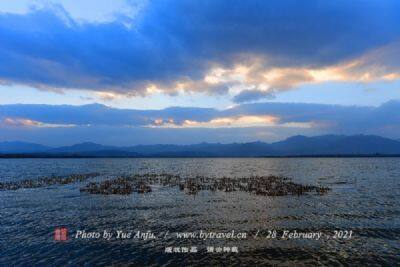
0,0,400,102
1,100,400,145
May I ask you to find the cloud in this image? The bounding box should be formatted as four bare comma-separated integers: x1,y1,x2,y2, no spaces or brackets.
0,0,400,98
0,100,400,144
96,92,122,101
3,117,42,127
1,117,75,128
233,89,275,103
231,44,400,102
0,0,145,24
149,115,280,128
155,115,315,129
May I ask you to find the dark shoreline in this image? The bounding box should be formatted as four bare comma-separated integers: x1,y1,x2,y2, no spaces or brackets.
1,154,400,158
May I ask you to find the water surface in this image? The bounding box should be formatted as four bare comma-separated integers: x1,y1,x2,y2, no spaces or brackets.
1,158,399,266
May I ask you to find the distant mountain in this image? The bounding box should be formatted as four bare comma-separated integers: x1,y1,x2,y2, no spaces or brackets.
270,135,345,155
0,141,50,153
52,150,141,158
326,135,400,154
270,134,400,155
1,135,400,157
49,142,117,153
127,141,275,157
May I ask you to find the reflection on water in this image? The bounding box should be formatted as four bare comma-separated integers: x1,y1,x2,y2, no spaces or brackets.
1,158,400,266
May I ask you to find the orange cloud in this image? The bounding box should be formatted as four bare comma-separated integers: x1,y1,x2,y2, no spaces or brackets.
147,114,315,129
2,117,75,128
163,41,400,99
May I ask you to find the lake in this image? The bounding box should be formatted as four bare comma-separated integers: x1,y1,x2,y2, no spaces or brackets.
1,158,399,266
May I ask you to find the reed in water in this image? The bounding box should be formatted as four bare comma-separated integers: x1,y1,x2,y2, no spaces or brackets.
79,173,330,196
0,173,100,190
0,172,330,196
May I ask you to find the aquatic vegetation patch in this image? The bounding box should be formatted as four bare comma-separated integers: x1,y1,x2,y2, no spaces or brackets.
79,173,330,196
0,172,330,196
0,173,100,190
80,179,152,195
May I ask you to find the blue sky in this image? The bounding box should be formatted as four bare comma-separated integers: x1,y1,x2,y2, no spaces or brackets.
0,0,400,145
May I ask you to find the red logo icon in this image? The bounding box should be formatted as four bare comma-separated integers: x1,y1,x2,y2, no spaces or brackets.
54,227,68,241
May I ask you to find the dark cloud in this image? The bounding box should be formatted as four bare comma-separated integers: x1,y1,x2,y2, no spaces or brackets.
233,89,276,103
0,1,400,94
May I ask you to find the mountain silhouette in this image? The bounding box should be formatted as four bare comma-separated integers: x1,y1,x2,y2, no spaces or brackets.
1,135,400,157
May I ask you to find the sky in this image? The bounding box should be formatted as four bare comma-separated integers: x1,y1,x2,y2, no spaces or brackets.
0,0,400,146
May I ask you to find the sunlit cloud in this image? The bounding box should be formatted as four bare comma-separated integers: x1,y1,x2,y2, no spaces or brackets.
147,115,314,129
2,117,76,128
181,115,279,128
96,91,121,101
210,43,400,103
137,41,400,101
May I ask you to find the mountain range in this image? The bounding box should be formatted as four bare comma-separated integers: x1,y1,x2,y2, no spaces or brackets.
1,134,400,157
